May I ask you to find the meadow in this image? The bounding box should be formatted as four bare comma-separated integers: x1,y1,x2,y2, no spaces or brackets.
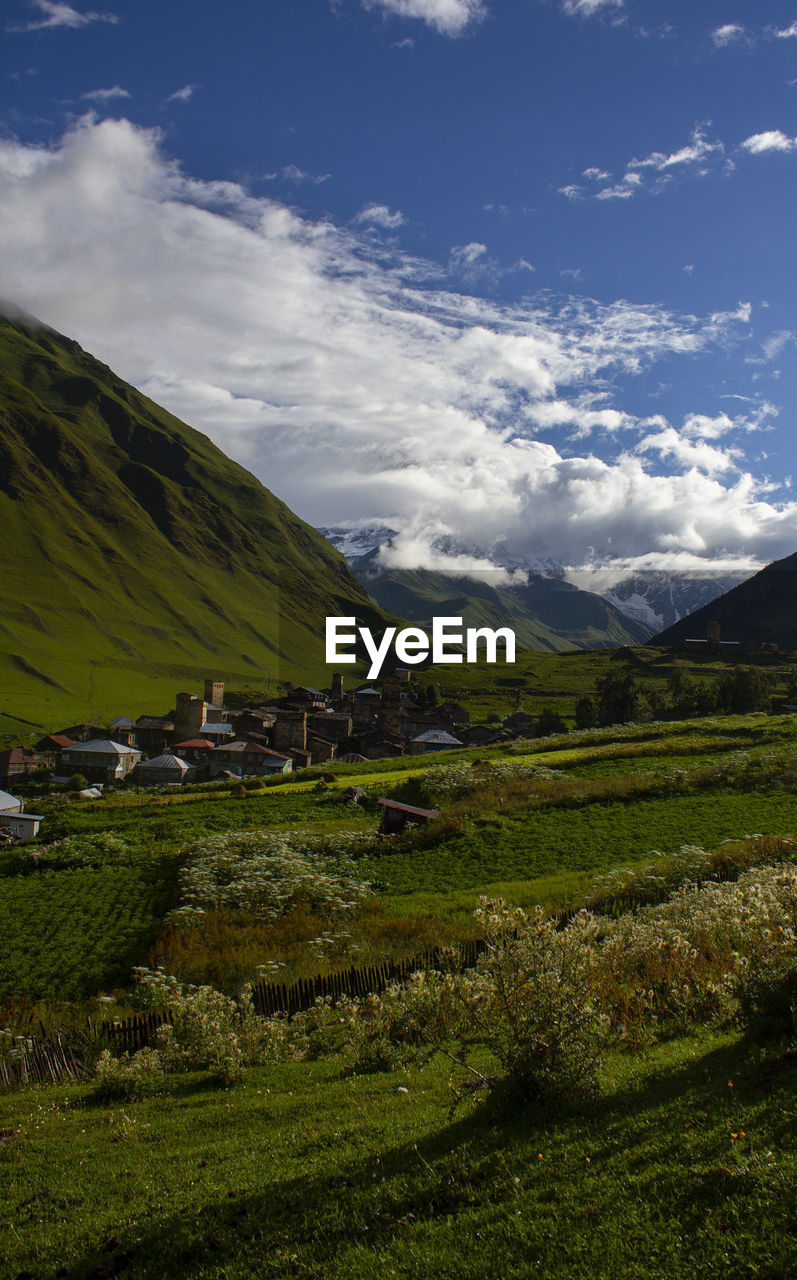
1,711,796,1279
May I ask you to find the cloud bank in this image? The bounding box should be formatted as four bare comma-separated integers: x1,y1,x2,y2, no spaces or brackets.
0,117,794,576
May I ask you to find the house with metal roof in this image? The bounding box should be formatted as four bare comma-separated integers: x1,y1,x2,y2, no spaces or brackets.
409,729,464,755
136,754,193,786
0,790,43,842
60,739,142,783
210,740,292,778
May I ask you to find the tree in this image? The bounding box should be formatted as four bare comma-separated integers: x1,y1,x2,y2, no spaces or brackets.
534,707,568,737
716,666,773,715
594,670,641,726
574,696,597,730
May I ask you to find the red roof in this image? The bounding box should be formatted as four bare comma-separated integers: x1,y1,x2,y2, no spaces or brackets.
174,739,215,750
0,747,38,764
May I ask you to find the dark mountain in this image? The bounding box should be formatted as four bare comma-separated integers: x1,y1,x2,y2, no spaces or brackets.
653,551,797,650
350,550,653,652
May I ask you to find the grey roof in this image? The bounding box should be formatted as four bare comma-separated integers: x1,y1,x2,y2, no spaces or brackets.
0,789,20,812
412,730,463,745
66,739,140,755
200,722,234,736
109,716,135,729
141,754,190,771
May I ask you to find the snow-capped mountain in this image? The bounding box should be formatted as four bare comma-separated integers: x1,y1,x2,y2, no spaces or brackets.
600,572,752,632
317,525,754,635
318,524,397,561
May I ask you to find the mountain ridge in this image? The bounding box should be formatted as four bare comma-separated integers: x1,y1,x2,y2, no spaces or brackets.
0,307,390,731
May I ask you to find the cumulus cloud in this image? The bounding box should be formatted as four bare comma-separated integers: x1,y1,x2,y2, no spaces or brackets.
360,0,486,37
740,130,797,154
80,85,129,101
0,116,793,576
354,202,407,228
9,0,119,31
711,23,746,47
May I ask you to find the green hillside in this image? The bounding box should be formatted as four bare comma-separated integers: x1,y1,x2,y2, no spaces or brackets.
352,556,653,651
654,549,797,650
0,305,389,733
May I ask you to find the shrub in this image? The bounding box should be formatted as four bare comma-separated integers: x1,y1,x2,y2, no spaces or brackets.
447,900,605,1107
93,1046,165,1099
134,968,247,1084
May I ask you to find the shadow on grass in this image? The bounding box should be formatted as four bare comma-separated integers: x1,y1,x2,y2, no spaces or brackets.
62,1032,797,1280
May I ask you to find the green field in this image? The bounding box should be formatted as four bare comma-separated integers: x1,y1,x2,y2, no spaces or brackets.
1,712,796,1280
1,1031,795,1280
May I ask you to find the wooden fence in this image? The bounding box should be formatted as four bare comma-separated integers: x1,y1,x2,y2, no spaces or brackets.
1,939,487,1089
0,1032,83,1088
251,938,485,1016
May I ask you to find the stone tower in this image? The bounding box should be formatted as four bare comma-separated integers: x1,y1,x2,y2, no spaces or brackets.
377,675,403,739
174,693,207,741
273,710,307,753
204,678,224,709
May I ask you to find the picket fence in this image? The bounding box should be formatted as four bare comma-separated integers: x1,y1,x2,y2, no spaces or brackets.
0,939,486,1089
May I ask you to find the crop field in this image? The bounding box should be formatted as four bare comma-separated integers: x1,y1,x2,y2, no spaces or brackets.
0,712,794,1004
0,861,178,1001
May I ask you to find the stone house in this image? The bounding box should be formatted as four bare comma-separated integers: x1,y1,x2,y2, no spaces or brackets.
60,739,142,783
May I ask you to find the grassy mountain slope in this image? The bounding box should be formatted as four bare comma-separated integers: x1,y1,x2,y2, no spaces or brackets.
653,549,797,650
0,306,389,732
351,555,653,652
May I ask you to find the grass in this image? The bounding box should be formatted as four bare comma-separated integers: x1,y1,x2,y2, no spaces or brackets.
359,791,797,899
0,860,179,1001
2,712,797,1278
0,1029,794,1279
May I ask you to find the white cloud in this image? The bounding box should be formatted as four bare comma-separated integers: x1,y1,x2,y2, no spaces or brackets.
683,264,694,275
9,0,119,31
268,164,331,184
636,426,743,476
166,84,195,104
576,127,724,201
354,202,406,228
775,21,797,38
449,241,488,271
711,22,746,47
740,130,797,154
0,117,793,576
360,0,486,37
561,0,623,16
558,183,583,200
80,85,129,102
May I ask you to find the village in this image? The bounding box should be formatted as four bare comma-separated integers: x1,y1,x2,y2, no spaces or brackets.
0,670,535,844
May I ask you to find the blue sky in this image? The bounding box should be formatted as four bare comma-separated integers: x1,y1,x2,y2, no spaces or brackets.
2,0,797,580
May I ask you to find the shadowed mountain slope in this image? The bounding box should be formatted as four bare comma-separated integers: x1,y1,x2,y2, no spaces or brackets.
653,550,797,651
0,306,388,731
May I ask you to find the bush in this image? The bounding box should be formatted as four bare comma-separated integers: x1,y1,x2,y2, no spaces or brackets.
134,968,247,1084
93,1046,165,1099
447,900,605,1107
